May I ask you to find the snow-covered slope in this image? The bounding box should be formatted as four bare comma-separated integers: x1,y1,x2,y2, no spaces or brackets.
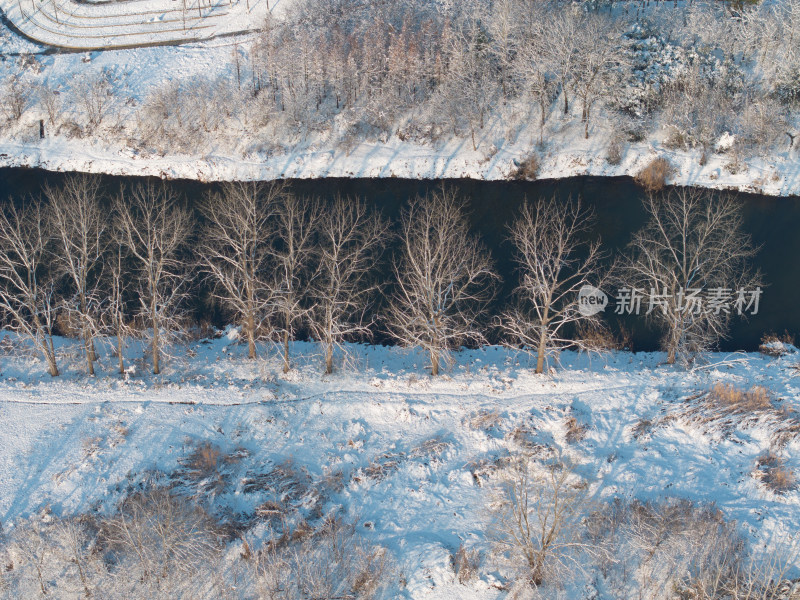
0,333,798,597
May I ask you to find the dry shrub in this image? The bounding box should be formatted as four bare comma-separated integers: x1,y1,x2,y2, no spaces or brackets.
469,409,503,431
254,516,394,600
360,451,405,482
242,459,315,508
54,311,81,338
186,441,222,479
635,157,674,192
663,126,689,150
606,136,623,165
759,332,796,357
453,543,480,584
510,153,540,181
409,436,450,460
487,456,600,587
99,487,222,596
631,417,653,441
576,324,621,352
706,383,772,414
564,416,588,443
754,452,797,494
587,497,748,599
175,442,249,500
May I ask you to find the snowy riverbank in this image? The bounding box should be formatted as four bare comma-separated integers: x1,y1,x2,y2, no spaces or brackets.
1,333,799,597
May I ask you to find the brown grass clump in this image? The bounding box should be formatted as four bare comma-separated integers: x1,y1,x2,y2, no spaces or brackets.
706,383,772,414
186,441,222,479
510,152,540,181
635,157,674,192
674,384,800,449
754,452,796,494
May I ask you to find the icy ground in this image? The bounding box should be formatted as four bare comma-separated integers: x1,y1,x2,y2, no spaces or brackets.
0,331,798,597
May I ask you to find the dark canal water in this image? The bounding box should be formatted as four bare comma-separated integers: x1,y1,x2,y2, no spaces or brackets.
1,167,798,352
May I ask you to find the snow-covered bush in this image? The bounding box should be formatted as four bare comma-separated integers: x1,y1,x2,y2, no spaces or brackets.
487,456,601,588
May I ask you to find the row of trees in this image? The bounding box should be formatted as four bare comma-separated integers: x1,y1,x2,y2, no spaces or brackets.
0,175,758,378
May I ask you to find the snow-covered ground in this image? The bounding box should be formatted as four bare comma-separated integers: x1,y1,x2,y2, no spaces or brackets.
1,115,797,196
0,331,798,597
0,8,797,195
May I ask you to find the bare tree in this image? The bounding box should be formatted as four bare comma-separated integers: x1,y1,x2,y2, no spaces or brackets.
516,43,555,146
198,181,285,359
388,188,497,376
620,188,760,365
1,75,29,122
53,517,101,599
438,24,498,151
45,174,106,376
74,74,112,132
268,193,321,373
8,518,51,597
488,456,602,588
0,201,59,376
114,182,192,375
38,83,61,128
573,14,626,139
101,487,220,597
537,6,582,116
501,196,606,375
104,239,134,376
310,196,387,374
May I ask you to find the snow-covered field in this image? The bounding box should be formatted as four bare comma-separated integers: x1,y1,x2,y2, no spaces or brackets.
1,331,798,597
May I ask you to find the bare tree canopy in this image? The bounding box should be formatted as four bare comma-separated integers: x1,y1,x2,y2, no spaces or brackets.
198,181,286,360
388,187,498,376
501,195,607,374
114,181,193,375
310,195,388,374
619,187,760,365
0,200,59,376
45,174,106,376
267,193,322,373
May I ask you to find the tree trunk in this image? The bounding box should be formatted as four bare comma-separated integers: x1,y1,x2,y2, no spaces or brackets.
535,328,547,374
583,100,590,139
85,336,95,376
562,86,569,114
325,342,333,375
46,347,59,377
246,312,256,360
35,313,59,376
151,295,160,375
431,349,439,376
117,331,126,375
282,329,290,373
